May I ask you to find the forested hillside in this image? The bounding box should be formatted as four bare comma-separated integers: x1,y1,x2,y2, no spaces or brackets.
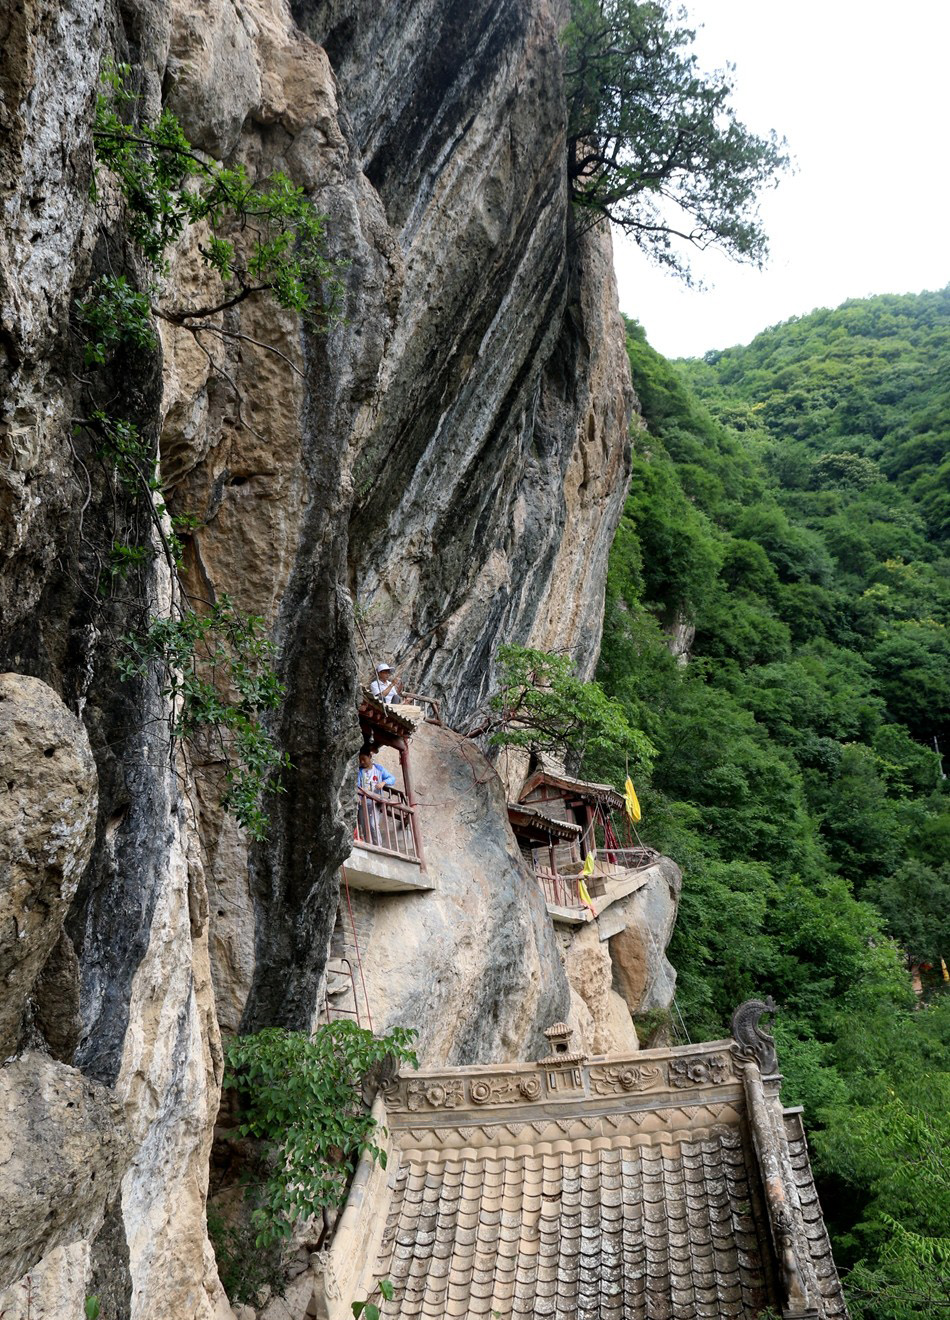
592,291,950,1318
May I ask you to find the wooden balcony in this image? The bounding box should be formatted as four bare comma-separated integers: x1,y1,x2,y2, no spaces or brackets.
347,786,434,894
532,847,662,925
534,867,590,925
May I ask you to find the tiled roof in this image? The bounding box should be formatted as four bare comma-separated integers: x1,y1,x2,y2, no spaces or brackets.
379,1129,776,1318
785,1111,849,1318
359,690,416,738
359,1012,848,1320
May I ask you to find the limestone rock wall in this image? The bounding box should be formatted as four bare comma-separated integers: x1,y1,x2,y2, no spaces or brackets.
553,857,682,1054
292,0,634,727
605,858,682,1017
0,0,643,1316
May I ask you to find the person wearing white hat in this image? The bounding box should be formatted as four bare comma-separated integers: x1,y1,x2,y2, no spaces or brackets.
370,661,401,704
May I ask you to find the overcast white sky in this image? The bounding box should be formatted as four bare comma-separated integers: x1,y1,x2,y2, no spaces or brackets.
611,0,950,360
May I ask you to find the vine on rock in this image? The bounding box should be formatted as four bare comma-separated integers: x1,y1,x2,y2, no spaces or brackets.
117,600,290,839
74,63,344,836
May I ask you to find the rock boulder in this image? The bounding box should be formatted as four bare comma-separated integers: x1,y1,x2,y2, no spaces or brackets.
0,673,97,1055
606,858,682,1015
0,1052,128,1292
339,721,571,1065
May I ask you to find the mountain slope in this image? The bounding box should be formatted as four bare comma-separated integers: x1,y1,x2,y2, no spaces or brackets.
592,297,950,1318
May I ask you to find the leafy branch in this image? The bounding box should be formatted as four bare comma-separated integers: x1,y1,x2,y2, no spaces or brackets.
69,63,347,837
117,599,289,840
223,1023,417,1249
352,1278,395,1320
92,62,343,321
485,643,656,773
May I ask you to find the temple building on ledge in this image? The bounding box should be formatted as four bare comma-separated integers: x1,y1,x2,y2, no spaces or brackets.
510,768,661,925
322,1001,847,1320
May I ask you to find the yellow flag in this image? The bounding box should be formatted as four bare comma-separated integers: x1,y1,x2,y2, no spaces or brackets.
624,776,641,823
582,851,596,877
578,877,597,916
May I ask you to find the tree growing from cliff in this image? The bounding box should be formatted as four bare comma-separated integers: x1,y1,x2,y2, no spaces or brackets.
72,64,346,838
222,1023,417,1251
562,0,789,280
487,644,655,773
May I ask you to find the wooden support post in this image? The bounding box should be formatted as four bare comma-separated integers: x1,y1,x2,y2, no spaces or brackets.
398,739,427,872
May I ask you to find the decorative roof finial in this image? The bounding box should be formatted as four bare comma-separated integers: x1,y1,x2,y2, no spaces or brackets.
538,1021,586,1067
730,997,779,1074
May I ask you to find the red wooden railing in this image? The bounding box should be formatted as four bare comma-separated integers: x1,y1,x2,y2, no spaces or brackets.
355,786,421,863
533,847,659,912
534,867,586,910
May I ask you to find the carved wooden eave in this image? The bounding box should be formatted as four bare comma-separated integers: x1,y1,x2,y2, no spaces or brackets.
506,802,583,845
358,689,416,746
518,767,625,811
325,1002,848,1320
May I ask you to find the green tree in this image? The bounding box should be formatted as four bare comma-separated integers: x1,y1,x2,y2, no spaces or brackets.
869,621,950,746
487,644,655,774
562,0,789,279
867,862,950,966
596,304,950,1315
223,1023,417,1249
819,1057,950,1320
810,451,883,491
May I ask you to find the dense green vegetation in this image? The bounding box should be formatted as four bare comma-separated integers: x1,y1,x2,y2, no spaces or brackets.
591,292,950,1317
212,1023,416,1304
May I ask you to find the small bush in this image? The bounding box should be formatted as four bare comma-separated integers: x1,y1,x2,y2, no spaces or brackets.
224,1022,417,1248
207,1205,289,1307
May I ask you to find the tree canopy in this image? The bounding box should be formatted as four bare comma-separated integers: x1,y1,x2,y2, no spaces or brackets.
562,0,789,279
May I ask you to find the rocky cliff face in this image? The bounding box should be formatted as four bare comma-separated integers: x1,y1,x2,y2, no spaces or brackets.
0,1,642,1316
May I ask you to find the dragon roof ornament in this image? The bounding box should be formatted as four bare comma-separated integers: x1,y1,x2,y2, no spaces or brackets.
731,995,780,1075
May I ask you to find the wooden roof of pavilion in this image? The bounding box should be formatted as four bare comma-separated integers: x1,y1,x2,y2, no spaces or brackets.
359,690,416,742
519,768,625,812
506,803,583,845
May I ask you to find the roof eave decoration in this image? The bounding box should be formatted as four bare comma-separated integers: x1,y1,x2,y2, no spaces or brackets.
731,994,780,1075
358,689,416,738
506,803,583,842
518,768,625,810
381,1034,739,1123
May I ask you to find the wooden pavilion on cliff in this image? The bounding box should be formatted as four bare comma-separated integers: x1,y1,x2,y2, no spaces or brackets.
515,768,658,917
518,767,625,862
346,692,431,894
506,801,584,909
